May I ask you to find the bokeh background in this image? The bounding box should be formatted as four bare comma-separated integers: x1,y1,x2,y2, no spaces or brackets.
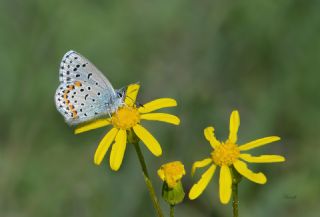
1,0,319,216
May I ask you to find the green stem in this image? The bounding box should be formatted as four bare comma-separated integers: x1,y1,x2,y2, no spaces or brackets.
133,141,164,217
231,166,241,217
232,182,239,217
170,205,175,217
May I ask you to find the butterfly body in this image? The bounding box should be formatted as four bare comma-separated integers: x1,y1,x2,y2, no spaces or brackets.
55,50,125,125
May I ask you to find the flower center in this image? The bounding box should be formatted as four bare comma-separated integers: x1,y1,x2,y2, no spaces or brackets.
111,106,140,129
211,142,240,166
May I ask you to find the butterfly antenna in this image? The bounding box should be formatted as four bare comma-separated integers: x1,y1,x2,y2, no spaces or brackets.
124,95,144,107
120,82,144,107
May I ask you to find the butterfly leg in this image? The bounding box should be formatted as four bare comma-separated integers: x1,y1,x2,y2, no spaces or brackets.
107,111,112,118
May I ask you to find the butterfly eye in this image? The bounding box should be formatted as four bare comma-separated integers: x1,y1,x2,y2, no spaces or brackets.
117,92,123,97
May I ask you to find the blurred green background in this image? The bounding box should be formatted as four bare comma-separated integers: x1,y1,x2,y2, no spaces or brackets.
1,0,319,216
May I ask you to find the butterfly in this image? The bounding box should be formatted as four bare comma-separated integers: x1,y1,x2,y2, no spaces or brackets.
54,50,126,125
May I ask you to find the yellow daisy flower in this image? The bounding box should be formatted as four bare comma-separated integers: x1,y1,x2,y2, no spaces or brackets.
189,110,285,204
75,84,180,171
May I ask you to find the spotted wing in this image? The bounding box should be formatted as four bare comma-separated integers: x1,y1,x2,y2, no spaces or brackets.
59,50,116,97
55,81,112,125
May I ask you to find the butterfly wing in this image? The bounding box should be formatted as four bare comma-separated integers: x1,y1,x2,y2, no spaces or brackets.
55,81,116,125
55,50,122,125
59,50,116,93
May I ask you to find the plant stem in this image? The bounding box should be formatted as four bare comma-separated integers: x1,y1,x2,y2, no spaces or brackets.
170,205,175,217
231,166,241,217
133,141,164,217
232,182,239,217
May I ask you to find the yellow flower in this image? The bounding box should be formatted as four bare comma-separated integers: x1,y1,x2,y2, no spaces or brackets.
158,161,186,205
189,110,285,204
158,161,186,188
75,84,180,171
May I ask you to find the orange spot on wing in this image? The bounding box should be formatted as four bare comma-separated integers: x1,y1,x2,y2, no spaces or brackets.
63,85,78,119
74,81,82,87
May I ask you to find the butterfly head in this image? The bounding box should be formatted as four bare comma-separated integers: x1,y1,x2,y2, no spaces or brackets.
116,87,126,102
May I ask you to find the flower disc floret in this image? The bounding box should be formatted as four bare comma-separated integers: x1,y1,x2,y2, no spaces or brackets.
211,143,240,166
158,161,186,188
111,107,140,129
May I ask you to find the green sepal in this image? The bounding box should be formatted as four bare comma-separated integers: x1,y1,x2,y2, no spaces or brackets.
162,181,185,205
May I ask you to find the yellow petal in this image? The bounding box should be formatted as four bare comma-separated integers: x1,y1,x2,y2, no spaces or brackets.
189,164,216,200
157,168,165,181
109,129,127,171
74,119,111,134
204,127,220,149
140,113,180,125
228,110,240,144
233,160,267,184
219,166,232,204
138,98,177,113
133,124,162,156
191,158,212,176
240,153,286,163
239,136,281,151
94,128,119,165
125,83,140,106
